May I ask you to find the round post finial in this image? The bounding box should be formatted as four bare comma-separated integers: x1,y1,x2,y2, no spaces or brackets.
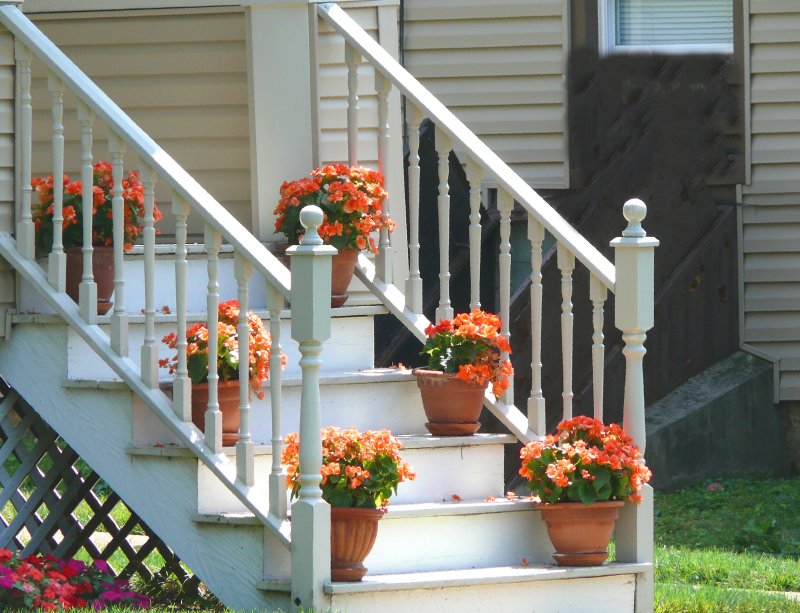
622,198,647,238
299,205,324,246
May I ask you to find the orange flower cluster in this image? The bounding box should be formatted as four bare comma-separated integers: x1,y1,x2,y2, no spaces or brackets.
519,416,652,505
159,299,285,399
421,309,513,397
31,161,161,255
282,426,415,508
274,164,393,252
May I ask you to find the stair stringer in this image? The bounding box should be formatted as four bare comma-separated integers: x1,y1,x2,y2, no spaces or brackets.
0,323,291,611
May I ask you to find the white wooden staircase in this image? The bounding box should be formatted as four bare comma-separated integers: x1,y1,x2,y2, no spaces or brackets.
0,3,655,612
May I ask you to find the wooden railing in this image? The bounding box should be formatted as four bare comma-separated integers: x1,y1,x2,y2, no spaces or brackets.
0,5,334,550
317,2,657,454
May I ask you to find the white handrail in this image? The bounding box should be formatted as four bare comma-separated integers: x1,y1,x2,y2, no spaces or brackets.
0,5,291,297
317,2,616,290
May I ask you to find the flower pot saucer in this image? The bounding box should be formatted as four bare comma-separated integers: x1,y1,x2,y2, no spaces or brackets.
424,421,481,436
551,551,609,567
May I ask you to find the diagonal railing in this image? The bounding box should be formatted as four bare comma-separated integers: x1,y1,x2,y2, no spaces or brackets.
319,2,621,443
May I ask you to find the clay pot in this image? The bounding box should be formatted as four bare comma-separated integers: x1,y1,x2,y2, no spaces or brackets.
190,380,241,446
330,248,359,308
412,368,486,436
536,500,624,566
330,507,383,582
272,243,359,308
65,246,114,315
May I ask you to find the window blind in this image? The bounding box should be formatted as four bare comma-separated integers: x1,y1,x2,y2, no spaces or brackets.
615,0,733,46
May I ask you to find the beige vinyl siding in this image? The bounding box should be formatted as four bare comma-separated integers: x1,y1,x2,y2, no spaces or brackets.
317,6,382,169
742,0,800,400
26,9,250,237
403,0,569,188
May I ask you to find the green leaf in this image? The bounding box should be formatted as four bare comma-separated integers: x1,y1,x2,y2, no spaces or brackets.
578,479,597,505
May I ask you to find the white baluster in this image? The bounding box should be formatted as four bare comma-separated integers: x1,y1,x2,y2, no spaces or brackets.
204,226,222,452
590,274,608,423
109,133,128,356
466,161,484,312
235,254,254,486
497,190,513,405
557,242,575,420
47,73,66,292
434,127,453,322
528,218,546,435
171,193,191,421
611,199,658,453
15,42,34,260
404,106,423,313
140,165,158,387
267,284,287,520
374,71,393,283
288,205,334,602
77,102,96,324
345,43,360,167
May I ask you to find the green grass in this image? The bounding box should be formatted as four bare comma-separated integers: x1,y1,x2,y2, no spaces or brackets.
654,476,800,611
655,583,800,613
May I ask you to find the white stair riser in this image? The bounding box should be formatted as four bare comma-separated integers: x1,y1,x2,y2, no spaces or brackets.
331,574,636,613
194,443,507,513
20,253,377,315
66,315,375,380
365,510,553,574
131,377,427,449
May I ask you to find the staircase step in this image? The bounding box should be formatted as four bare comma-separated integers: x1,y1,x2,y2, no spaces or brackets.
195,498,551,574
56,306,383,381
18,244,380,315
128,433,515,512
325,563,649,613
118,368,430,451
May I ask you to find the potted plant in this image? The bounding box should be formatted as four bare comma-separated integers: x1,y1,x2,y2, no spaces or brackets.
519,416,652,566
159,299,285,445
282,426,415,581
412,309,513,436
273,164,394,307
32,162,161,314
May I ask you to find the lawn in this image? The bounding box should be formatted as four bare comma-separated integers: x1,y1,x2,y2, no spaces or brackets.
654,476,800,612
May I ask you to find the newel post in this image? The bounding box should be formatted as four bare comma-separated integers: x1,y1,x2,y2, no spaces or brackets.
287,206,334,612
611,198,657,612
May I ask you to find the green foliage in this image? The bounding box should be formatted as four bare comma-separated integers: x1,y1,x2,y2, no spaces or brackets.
420,329,485,373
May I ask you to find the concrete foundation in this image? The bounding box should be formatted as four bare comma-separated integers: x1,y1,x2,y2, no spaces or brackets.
646,351,787,491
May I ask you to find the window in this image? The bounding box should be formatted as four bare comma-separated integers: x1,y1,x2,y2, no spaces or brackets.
599,0,734,55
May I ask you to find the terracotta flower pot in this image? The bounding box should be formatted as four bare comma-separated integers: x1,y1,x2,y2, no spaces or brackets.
412,368,487,436
65,246,115,315
190,379,241,446
330,248,359,308
536,500,624,566
330,507,383,582
272,243,359,308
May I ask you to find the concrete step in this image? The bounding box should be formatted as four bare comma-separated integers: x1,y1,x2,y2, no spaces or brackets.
127,433,515,513
324,563,649,613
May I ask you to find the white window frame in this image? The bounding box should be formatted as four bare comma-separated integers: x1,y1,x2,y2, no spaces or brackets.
598,0,734,55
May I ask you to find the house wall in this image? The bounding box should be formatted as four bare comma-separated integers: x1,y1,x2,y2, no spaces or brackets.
402,0,570,189
24,8,251,238
741,0,800,401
